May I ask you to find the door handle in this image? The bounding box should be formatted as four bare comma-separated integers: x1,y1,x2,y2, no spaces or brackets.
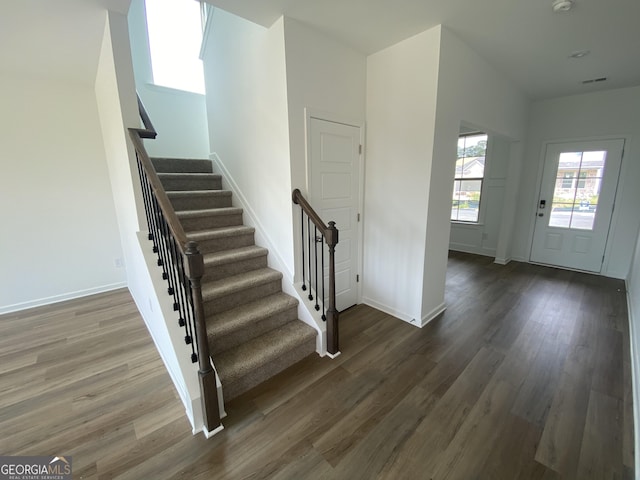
539,199,546,209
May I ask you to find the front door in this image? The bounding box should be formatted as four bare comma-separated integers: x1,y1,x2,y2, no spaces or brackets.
530,139,624,272
308,117,362,311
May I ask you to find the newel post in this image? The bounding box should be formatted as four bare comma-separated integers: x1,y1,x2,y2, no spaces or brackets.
185,241,221,433
326,222,340,355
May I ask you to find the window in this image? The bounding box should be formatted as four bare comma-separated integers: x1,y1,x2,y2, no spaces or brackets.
548,150,606,230
451,133,487,223
145,0,205,94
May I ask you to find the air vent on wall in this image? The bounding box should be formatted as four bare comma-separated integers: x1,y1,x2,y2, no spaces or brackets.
582,77,607,84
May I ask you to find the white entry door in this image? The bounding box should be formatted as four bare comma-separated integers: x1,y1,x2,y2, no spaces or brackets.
308,117,362,311
530,139,624,272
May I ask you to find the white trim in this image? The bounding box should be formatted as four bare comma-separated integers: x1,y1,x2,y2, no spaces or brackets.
135,232,200,434
494,257,511,265
326,351,341,359
449,244,497,258
626,281,640,478
303,108,366,306
0,282,127,315
420,302,447,328
362,296,416,326
202,424,225,439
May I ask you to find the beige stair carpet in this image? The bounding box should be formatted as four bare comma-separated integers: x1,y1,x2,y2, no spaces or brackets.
151,157,317,400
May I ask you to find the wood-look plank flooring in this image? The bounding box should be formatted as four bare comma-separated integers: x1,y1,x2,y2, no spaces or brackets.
0,251,634,479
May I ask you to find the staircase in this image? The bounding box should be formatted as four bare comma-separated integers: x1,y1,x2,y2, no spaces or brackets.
151,157,317,401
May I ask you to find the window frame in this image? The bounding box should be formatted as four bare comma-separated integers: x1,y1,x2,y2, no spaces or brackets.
451,132,488,224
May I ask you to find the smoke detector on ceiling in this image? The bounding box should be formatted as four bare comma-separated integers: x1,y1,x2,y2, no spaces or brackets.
552,0,574,12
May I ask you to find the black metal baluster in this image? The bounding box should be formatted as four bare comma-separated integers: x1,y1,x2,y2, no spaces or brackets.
314,226,320,311
170,236,188,333
136,156,154,243
151,197,167,272
307,216,313,301
157,213,177,308
180,254,197,362
301,208,307,292
321,235,326,320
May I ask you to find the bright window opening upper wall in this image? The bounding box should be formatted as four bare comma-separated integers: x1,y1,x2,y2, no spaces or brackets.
145,0,205,95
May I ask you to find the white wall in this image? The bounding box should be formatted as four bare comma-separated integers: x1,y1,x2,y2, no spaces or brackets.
512,86,640,279
449,134,511,257
423,27,529,320
282,17,366,191
363,26,442,324
95,11,203,433
128,0,209,159
0,72,126,313
202,10,294,275
281,17,367,293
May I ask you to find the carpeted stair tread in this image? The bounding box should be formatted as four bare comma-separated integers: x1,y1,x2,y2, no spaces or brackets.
207,293,299,355
187,225,255,241
150,155,318,407
151,157,212,173
215,320,317,399
158,173,222,191
166,190,231,199
158,172,220,180
177,207,243,220
201,268,282,300
203,245,268,268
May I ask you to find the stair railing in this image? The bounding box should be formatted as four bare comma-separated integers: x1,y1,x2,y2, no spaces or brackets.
130,94,220,433
292,189,340,355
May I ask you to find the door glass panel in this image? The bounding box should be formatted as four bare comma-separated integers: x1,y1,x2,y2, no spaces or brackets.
548,151,607,231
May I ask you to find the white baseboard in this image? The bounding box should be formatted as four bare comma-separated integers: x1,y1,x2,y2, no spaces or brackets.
0,282,128,315
494,257,511,265
449,244,496,258
420,302,446,327
625,281,640,478
362,296,418,326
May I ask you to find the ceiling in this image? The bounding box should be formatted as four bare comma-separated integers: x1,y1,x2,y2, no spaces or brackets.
206,0,640,100
2,0,637,99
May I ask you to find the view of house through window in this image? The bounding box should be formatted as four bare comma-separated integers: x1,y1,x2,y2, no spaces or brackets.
145,0,205,94
451,133,487,222
548,150,606,230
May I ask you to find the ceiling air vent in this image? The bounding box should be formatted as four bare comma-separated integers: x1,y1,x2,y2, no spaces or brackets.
582,77,608,84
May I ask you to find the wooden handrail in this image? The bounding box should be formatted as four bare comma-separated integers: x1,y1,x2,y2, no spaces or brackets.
292,188,340,355
128,132,190,246
131,93,220,434
134,95,157,139
292,189,339,246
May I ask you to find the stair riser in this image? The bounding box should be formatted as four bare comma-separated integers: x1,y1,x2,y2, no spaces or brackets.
203,255,268,282
204,280,282,316
160,177,222,191
152,158,212,173
169,195,232,211
210,305,299,356
180,213,243,231
223,338,316,400
197,233,255,254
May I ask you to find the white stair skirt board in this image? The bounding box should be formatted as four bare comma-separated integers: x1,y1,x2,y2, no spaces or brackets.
625,285,640,477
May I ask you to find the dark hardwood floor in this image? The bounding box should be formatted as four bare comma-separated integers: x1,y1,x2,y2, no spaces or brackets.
0,251,633,479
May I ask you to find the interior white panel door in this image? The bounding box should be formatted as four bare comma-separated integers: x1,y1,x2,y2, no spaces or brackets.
309,117,361,311
530,139,624,272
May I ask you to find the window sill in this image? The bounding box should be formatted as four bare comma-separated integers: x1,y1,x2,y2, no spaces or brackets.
451,221,484,227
